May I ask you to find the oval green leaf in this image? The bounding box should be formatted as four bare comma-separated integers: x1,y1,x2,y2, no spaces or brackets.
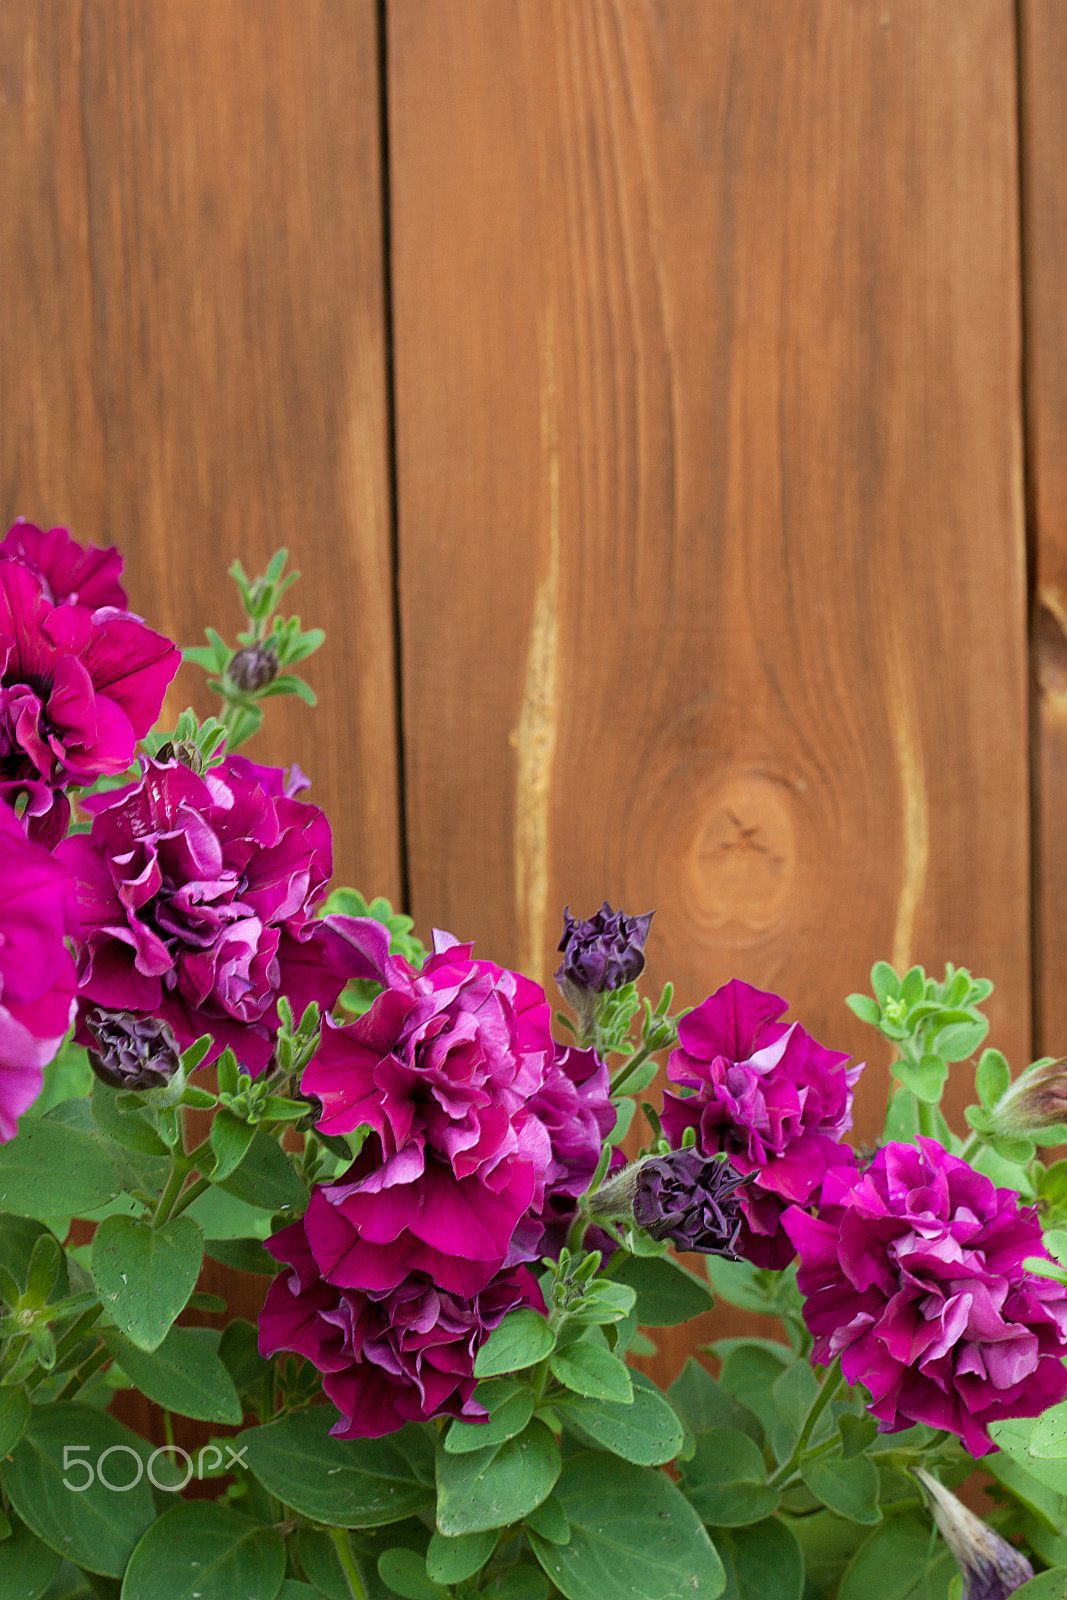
0,1513,62,1600
90,1213,202,1351
0,1120,121,1217
801,1453,882,1524
473,1308,555,1378
529,1450,726,1600
436,1420,561,1536
239,1406,433,1527
554,1370,684,1466
121,1502,285,1600
105,1325,243,1424
5,1402,155,1577
681,1427,780,1526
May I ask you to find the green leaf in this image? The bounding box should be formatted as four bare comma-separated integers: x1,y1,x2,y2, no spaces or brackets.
528,1450,726,1600
976,1048,1011,1109
550,1338,633,1403
553,1370,684,1466
121,1502,285,1599
473,1308,555,1377
104,1326,242,1424
988,1418,1067,1497
204,1235,277,1274
846,994,881,1026
991,1133,1037,1164
838,1413,879,1459
934,1016,989,1062
185,1186,273,1240
90,1214,202,1351
1027,1399,1067,1462
209,1109,256,1182
0,1119,121,1216
1015,1572,1067,1598
837,1517,942,1600
239,1407,433,1527
217,1317,270,1403
606,1253,713,1325
482,1568,551,1600
895,1054,948,1105
444,1385,533,1455
985,1449,1066,1532
716,1341,792,1438
4,1402,155,1577
90,1082,168,1157
376,1549,445,1600
801,1454,881,1523
425,1528,498,1584
870,963,900,1005
0,1384,31,1454
524,1495,570,1545
668,1358,763,1446
714,1517,804,1600
0,1513,62,1600
681,1427,780,1526
215,1130,305,1215
0,1216,69,1301
771,1361,818,1439
435,1420,561,1536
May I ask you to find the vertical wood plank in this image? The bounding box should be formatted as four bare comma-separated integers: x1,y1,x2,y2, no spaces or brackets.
1021,2,1067,1059
390,2,1027,1373
0,0,397,1439
0,0,399,902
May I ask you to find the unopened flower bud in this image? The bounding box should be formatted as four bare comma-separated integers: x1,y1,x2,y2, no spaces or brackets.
590,1149,745,1258
989,1057,1067,1138
915,1469,1033,1600
153,738,203,773
85,1010,181,1090
555,902,653,1024
229,643,279,693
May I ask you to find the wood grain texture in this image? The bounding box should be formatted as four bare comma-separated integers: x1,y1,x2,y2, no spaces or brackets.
0,0,398,903
1021,2,1067,1060
390,0,1028,1375
0,0,395,1441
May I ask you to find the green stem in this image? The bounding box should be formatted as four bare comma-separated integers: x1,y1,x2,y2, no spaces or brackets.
768,1355,844,1488
916,1099,938,1140
153,1160,189,1227
326,1526,368,1600
168,1175,212,1221
958,1132,982,1162
55,1341,110,1402
610,1043,653,1097
25,1306,102,1390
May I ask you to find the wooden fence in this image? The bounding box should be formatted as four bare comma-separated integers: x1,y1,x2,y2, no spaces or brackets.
2,0,1064,1398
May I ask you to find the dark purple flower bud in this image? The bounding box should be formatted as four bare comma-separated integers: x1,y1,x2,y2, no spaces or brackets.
229,643,279,693
555,903,653,1000
914,1469,1033,1599
631,1151,746,1256
85,1009,181,1090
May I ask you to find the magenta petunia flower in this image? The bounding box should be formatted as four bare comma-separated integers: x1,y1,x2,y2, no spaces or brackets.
0,560,181,843
259,1214,544,1437
222,752,311,801
300,919,555,1295
57,756,347,1074
0,804,78,1140
660,979,862,1267
526,1041,616,1258
783,1139,1067,1457
0,521,127,610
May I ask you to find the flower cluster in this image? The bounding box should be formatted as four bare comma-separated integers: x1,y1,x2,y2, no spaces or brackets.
661,978,862,1266
0,526,180,845
784,1139,1067,1456
58,755,348,1075
256,916,616,1434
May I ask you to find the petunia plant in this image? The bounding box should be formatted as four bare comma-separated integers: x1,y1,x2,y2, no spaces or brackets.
3,534,1067,1600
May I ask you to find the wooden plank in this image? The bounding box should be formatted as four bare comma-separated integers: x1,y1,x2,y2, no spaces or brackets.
390,1,1027,1372
0,0,398,903
0,0,396,1441
1020,2,1067,1059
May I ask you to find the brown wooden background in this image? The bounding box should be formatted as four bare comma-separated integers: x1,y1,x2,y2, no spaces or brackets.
1,0,1064,1398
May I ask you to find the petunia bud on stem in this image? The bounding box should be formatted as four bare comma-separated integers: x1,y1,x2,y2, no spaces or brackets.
588,1149,746,1257
914,1469,1033,1600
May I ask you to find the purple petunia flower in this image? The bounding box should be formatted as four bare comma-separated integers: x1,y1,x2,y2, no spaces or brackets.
631,1150,746,1256
221,752,311,801
300,919,555,1296
57,756,347,1074
660,978,862,1267
915,1469,1033,1599
0,560,181,844
0,520,127,610
783,1139,1067,1457
259,1214,545,1437
0,804,78,1140
85,1009,181,1090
